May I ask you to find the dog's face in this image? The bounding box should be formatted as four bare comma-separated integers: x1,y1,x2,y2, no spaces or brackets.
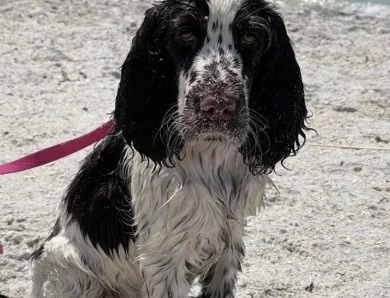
175,0,249,145
115,0,308,173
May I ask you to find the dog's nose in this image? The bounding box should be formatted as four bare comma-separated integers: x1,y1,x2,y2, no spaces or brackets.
200,96,237,120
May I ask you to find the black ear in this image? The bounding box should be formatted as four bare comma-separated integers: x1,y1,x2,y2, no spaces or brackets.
242,11,309,174
114,6,182,165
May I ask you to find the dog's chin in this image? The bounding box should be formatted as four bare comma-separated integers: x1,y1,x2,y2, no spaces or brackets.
203,134,228,142
182,129,247,146
200,132,237,143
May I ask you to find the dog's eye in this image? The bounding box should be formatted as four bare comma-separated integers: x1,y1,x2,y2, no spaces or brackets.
177,30,196,43
241,33,257,45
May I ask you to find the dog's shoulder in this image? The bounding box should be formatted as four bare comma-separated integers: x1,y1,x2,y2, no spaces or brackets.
63,134,136,255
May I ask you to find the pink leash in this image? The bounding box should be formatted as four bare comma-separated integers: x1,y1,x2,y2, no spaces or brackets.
0,120,115,175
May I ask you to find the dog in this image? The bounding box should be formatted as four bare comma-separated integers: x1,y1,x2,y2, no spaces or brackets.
29,0,308,297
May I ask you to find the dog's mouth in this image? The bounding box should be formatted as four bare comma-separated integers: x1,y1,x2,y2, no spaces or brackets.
200,131,234,142
204,135,225,142
179,110,248,145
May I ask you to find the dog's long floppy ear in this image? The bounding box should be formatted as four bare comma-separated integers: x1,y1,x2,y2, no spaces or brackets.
114,6,181,164
243,11,309,174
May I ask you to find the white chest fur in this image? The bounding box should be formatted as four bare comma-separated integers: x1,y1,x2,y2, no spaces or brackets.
130,143,267,282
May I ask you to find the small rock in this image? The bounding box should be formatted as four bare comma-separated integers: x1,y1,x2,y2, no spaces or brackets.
377,27,389,34
79,71,87,79
109,71,121,79
6,217,14,225
334,106,358,113
375,136,389,144
305,282,314,293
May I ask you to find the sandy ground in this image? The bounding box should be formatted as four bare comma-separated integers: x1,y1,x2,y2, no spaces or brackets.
0,0,389,297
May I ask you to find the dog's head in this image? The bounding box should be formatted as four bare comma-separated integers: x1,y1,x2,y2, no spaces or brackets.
115,0,308,174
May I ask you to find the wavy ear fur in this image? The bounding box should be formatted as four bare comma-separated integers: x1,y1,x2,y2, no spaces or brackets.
114,6,181,165
242,10,309,174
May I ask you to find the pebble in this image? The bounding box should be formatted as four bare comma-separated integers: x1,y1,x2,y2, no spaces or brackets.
376,27,389,34
6,216,14,225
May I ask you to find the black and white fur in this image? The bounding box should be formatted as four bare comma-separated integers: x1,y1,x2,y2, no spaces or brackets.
30,0,308,297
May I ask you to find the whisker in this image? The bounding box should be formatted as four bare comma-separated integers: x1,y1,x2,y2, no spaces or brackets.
153,105,178,147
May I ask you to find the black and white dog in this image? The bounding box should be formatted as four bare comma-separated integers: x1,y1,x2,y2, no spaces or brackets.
30,0,308,297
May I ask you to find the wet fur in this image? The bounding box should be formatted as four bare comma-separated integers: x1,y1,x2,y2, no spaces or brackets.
30,0,308,297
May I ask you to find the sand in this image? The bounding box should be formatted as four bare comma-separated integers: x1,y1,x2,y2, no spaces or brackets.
0,0,389,297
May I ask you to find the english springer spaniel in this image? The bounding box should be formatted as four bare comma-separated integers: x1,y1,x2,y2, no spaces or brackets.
30,0,308,297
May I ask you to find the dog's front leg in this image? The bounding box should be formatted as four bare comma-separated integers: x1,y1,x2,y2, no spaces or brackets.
140,257,193,298
199,227,245,298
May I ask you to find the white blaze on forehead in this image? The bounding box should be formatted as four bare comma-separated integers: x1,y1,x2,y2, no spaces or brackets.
207,0,243,25
194,0,244,70
206,0,244,46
